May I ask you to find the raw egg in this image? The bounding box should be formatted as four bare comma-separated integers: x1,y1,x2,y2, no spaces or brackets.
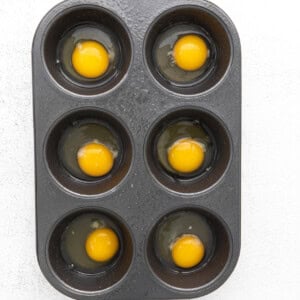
173,34,209,71
167,138,205,173
77,142,114,177
154,211,215,270
58,25,119,84
58,122,119,180
153,24,215,85
171,234,205,269
72,40,110,78
156,120,214,177
61,213,121,273
85,228,119,262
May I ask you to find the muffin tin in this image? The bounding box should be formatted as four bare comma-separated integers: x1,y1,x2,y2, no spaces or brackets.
32,0,241,299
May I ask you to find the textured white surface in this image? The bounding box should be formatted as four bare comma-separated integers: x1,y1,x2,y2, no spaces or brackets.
0,0,299,299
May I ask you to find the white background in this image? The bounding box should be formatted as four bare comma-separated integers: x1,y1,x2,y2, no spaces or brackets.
0,0,299,299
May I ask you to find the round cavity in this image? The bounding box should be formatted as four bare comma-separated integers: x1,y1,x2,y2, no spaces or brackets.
45,109,133,195
145,108,231,194
145,6,231,94
43,5,132,95
48,209,133,292
147,208,231,290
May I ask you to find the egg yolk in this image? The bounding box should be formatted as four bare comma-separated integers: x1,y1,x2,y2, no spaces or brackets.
85,228,119,262
173,35,209,71
167,138,205,173
72,40,110,78
77,142,114,177
171,234,205,269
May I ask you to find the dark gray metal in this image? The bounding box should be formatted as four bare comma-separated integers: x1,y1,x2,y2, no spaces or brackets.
32,0,241,299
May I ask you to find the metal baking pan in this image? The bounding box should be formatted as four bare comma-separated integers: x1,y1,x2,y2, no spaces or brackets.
32,0,241,299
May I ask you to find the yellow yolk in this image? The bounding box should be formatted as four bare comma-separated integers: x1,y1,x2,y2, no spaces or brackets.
72,40,110,78
173,35,209,71
77,142,114,177
85,228,119,262
168,138,205,173
171,234,205,269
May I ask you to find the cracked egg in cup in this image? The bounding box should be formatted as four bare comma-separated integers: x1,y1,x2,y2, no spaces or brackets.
156,119,215,178
152,24,216,86
58,122,120,181
57,25,121,86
